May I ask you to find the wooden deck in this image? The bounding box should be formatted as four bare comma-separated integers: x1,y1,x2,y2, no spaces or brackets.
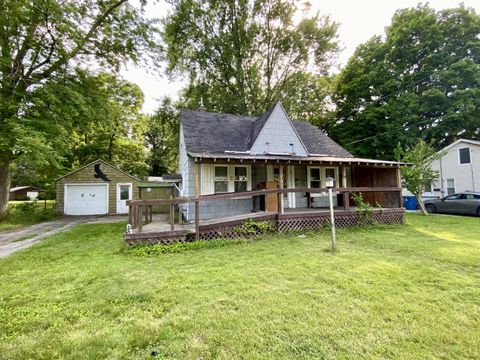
124,207,405,245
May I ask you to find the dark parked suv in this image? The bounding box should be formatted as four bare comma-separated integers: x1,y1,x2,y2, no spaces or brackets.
424,192,480,216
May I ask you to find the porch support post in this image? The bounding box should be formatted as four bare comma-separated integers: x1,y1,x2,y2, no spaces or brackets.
341,166,349,210
194,161,200,238
128,204,133,225
195,200,200,241
287,165,295,209
396,167,403,208
341,166,347,188
138,205,143,233
279,165,284,214
170,203,174,231
343,191,350,211
194,162,199,197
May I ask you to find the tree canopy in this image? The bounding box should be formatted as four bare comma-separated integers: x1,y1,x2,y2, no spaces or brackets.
0,0,161,216
329,5,480,159
163,0,339,116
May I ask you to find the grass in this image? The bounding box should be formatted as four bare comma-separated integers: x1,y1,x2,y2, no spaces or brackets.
0,214,479,359
0,201,58,231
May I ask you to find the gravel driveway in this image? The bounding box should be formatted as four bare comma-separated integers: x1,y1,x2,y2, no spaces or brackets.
0,216,128,258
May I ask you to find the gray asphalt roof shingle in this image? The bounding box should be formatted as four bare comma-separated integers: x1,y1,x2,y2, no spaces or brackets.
180,107,353,158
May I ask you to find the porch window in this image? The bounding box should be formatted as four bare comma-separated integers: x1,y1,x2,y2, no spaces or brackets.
234,166,248,192
204,164,251,195
214,166,229,193
309,168,321,188
325,168,336,186
307,166,338,189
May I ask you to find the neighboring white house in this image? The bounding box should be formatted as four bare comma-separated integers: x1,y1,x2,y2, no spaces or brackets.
429,139,480,197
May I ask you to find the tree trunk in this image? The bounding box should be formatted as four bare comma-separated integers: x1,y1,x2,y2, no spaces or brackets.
0,157,11,219
416,193,428,215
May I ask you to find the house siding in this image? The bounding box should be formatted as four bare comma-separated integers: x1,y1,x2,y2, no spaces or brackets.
250,104,308,156
56,161,139,215
431,141,480,196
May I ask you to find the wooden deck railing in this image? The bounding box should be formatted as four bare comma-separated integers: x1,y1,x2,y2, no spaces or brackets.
127,187,403,239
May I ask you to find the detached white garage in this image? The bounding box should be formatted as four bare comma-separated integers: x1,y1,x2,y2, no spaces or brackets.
56,160,140,216
64,184,109,215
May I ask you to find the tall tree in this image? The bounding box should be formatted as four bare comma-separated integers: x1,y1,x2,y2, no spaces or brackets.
330,5,480,159
145,98,180,175
163,0,338,115
0,0,160,216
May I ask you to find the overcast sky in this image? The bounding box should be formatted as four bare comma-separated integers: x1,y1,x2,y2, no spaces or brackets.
120,0,480,114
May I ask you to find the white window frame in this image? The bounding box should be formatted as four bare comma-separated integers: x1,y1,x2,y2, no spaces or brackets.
116,182,132,214
446,178,456,195
209,164,252,194
232,165,249,193
307,167,322,190
307,166,339,189
458,147,471,165
213,164,229,194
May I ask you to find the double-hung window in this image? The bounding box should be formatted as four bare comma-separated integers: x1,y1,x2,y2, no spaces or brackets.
214,166,229,193
324,168,336,185
210,165,251,194
309,168,321,188
234,166,248,192
307,167,338,189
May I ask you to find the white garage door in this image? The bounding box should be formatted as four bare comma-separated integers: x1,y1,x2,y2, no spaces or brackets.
65,184,108,215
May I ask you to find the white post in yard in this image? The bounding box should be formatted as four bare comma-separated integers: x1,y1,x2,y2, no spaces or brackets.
326,176,336,251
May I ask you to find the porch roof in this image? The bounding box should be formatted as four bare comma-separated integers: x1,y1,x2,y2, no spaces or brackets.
188,152,404,167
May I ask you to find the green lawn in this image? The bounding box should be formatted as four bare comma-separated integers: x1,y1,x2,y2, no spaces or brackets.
0,214,479,359
0,201,58,231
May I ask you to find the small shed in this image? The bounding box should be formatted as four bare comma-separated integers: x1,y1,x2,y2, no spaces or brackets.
9,186,45,201
56,159,140,215
138,181,175,213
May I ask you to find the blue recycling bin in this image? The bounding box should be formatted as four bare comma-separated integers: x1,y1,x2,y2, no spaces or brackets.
403,196,417,210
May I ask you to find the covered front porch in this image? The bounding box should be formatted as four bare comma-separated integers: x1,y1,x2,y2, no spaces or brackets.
180,155,403,222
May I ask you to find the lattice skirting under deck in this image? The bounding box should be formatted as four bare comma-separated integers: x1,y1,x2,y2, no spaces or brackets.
278,209,404,233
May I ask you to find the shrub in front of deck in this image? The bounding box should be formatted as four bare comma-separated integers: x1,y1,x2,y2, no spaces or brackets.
351,193,375,225
128,239,245,256
234,219,274,237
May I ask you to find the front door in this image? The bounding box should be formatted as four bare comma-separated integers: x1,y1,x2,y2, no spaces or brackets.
117,183,132,214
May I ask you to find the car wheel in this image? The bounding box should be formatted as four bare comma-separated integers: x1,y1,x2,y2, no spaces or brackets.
425,203,437,214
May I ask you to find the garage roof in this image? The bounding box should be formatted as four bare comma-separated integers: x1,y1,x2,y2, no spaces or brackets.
55,159,140,182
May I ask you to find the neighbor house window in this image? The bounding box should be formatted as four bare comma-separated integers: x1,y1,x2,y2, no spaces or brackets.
214,166,229,193
234,166,248,192
446,178,455,195
459,147,471,164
